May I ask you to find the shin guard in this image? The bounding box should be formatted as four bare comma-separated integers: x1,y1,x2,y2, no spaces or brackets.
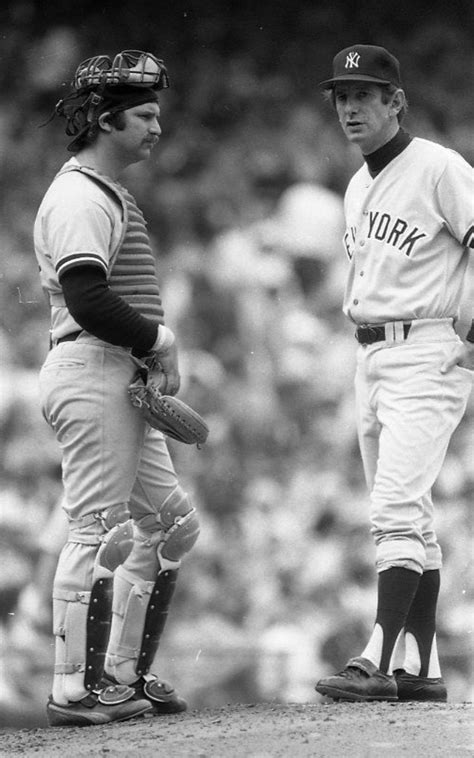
53,589,92,703
105,566,178,682
52,508,133,701
105,488,197,684
53,574,115,698
136,568,178,676
84,576,114,690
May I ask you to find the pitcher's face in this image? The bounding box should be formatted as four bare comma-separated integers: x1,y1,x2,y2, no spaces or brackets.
334,82,398,154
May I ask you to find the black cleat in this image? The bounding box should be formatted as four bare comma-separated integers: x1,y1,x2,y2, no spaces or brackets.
46,685,152,727
394,669,447,702
102,673,187,715
315,656,398,702
134,674,188,714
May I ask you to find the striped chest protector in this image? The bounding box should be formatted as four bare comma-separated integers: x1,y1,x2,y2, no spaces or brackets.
109,186,164,325
56,164,165,326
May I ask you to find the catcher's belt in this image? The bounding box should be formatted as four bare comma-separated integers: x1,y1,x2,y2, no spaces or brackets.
128,368,209,448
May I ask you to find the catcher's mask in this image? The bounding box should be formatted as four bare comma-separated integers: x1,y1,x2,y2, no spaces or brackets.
50,50,169,152
73,50,169,91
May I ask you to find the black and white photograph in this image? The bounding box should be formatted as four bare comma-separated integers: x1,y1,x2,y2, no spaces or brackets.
0,1,472,755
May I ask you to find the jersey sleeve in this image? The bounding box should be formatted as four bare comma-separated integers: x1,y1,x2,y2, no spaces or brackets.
39,173,120,279
435,151,474,250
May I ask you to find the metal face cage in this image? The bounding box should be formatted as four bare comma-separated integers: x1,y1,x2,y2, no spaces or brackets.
73,50,169,91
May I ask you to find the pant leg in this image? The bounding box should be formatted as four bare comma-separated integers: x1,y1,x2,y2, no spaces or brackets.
39,337,146,702
362,340,472,574
355,350,380,494
39,338,146,521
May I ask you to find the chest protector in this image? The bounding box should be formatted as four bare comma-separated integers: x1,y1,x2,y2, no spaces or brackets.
56,164,164,325
109,186,164,324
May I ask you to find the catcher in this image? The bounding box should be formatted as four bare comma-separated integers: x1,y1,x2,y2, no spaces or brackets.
34,50,208,727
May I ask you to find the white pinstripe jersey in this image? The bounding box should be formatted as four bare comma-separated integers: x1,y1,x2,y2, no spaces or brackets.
342,138,474,325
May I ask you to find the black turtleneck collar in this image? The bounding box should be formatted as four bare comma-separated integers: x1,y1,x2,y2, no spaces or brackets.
364,128,412,177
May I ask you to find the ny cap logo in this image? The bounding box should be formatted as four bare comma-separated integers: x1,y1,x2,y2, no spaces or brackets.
345,52,360,69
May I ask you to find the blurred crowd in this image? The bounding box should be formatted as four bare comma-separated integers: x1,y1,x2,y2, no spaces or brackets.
0,17,473,726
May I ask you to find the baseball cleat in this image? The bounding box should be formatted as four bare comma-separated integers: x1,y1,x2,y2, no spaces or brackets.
315,656,398,702
134,674,188,714
394,669,448,702
46,685,152,727
103,673,187,714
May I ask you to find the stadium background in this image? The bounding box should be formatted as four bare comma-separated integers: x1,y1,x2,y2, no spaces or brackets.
0,0,472,727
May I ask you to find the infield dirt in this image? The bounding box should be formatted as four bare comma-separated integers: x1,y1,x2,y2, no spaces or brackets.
0,701,472,757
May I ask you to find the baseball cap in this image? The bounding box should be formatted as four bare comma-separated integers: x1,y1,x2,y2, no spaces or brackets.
319,44,401,89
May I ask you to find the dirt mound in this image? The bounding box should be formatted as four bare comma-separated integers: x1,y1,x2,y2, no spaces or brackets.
0,701,472,757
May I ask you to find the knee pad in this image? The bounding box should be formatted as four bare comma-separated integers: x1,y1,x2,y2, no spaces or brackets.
67,502,133,577
134,486,200,565
96,519,134,574
160,487,200,559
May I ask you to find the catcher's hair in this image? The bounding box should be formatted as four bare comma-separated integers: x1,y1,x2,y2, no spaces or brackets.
324,83,408,123
54,85,159,152
65,107,127,153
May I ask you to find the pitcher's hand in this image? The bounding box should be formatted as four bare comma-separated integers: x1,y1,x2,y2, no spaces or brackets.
440,340,474,374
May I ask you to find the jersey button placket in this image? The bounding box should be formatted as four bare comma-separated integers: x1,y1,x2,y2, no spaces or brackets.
355,239,366,293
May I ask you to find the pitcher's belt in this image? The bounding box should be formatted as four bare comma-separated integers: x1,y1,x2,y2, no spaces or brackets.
355,322,412,345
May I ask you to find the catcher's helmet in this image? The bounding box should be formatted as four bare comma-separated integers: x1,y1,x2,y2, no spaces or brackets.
50,50,169,152
73,50,169,91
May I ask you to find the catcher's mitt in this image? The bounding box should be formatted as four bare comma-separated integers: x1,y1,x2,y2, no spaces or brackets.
128,370,209,447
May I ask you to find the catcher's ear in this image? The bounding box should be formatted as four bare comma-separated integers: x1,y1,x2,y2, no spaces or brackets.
98,112,113,132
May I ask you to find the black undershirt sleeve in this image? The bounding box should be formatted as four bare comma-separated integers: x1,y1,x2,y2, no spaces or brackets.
60,265,158,354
